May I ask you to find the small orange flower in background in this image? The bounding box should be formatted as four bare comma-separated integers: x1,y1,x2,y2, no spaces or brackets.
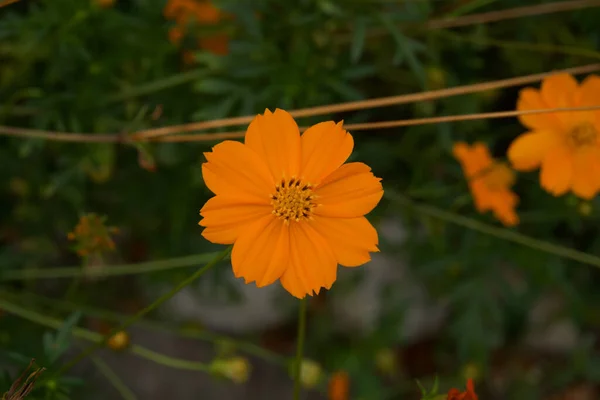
453,142,519,227
507,73,600,199
164,0,229,56
328,371,350,400
67,213,119,258
447,378,478,400
199,109,383,298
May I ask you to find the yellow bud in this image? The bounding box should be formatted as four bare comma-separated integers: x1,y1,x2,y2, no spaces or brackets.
107,331,130,351
375,348,396,375
299,359,322,389
579,202,592,216
211,357,251,384
462,362,480,381
426,66,446,89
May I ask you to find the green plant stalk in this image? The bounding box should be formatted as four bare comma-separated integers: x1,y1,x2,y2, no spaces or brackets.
436,29,600,61
0,251,228,281
2,289,287,365
89,354,138,400
102,69,208,105
56,245,232,375
0,297,210,372
293,298,307,400
388,191,600,268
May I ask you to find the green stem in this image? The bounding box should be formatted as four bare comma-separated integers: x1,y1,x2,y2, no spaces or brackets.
0,297,210,372
1,289,287,365
436,29,600,61
129,345,210,372
293,298,307,400
0,251,228,281
89,354,138,400
388,191,600,268
102,69,208,105
56,245,232,375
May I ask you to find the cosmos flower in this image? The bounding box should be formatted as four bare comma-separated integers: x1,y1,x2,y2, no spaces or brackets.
199,109,383,298
453,142,519,226
507,73,600,199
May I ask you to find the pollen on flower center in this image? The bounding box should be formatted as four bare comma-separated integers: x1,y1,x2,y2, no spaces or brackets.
483,163,515,190
270,177,316,223
568,123,597,148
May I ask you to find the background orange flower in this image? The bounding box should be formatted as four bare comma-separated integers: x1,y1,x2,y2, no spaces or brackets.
507,73,600,199
453,142,519,226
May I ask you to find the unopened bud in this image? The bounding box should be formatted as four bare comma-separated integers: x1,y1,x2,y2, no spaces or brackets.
107,330,130,351
210,357,251,384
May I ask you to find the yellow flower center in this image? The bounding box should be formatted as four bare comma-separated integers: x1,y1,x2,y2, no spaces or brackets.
568,123,597,148
271,178,316,223
482,163,515,190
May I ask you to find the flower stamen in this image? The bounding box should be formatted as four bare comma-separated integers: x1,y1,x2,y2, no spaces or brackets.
271,177,316,223
568,123,597,148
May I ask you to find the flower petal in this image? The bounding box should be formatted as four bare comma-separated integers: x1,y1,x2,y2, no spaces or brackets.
577,74,600,127
516,88,559,131
540,73,579,128
231,215,290,287
300,121,354,185
540,145,574,197
310,216,379,267
245,109,302,181
579,74,600,106
279,222,337,298
507,130,559,171
541,73,578,108
202,140,274,200
199,196,271,244
453,142,492,177
314,163,383,218
491,191,520,227
571,147,600,200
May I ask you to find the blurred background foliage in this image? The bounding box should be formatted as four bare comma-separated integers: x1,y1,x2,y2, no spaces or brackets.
2,0,600,399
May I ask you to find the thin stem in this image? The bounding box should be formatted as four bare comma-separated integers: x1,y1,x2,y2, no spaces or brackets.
0,297,211,372
388,191,600,268
89,354,138,400
131,63,600,139
129,345,210,372
1,289,287,365
102,69,208,105
293,298,307,400
56,245,232,375
156,104,600,143
0,251,227,281
2,63,598,144
437,29,600,61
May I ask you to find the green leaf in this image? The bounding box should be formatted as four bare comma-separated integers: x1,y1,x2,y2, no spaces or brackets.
350,17,367,63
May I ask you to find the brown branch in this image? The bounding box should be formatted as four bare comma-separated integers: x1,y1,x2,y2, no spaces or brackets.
425,0,600,30
132,63,600,140
2,64,600,144
0,126,119,143
153,105,600,142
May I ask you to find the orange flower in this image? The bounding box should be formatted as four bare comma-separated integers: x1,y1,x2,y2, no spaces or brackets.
453,142,519,226
447,378,478,400
168,26,185,45
164,0,229,55
199,109,383,298
507,73,600,199
328,371,350,400
198,34,229,56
